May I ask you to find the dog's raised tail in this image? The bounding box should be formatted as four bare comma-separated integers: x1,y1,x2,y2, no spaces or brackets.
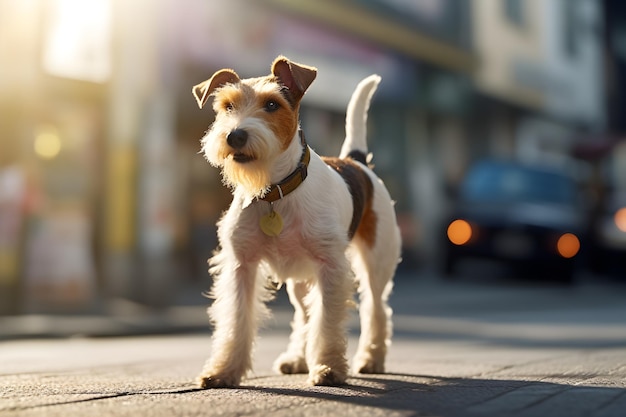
339,74,381,161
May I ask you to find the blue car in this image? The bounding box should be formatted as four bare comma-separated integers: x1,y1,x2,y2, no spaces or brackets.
442,160,586,283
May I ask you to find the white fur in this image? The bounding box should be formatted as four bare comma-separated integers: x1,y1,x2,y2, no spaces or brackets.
197,70,401,388
340,74,381,159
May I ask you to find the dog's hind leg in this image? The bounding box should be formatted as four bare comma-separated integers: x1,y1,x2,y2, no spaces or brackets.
352,191,401,374
352,249,395,374
274,279,309,374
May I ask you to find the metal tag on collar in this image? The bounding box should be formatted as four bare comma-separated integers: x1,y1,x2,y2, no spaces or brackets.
260,202,283,237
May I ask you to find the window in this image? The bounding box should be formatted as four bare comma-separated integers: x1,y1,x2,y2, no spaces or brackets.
504,0,525,27
563,0,579,57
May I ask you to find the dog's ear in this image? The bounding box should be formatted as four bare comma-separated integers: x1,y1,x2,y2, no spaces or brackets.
271,56,317,102
192,69,240,109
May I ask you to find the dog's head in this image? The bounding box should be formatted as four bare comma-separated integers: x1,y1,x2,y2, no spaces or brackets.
193,56,317,199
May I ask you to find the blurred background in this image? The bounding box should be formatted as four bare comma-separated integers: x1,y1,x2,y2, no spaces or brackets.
0,0,625,318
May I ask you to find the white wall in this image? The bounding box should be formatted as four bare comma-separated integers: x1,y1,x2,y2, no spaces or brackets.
542,0,605,129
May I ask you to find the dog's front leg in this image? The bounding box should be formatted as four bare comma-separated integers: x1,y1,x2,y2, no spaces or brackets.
305,256,353,386
198,256,261,388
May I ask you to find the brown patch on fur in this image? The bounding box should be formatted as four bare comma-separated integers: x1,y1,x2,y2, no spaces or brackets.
213,84,249,113
322,157,377,247
356,199,378,248
255,90,298,151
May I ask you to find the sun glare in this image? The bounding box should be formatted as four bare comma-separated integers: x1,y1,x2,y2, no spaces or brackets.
42,0,112,82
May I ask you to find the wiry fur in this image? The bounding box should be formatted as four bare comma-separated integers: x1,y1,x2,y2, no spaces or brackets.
340,75,381,159
192,56,401,388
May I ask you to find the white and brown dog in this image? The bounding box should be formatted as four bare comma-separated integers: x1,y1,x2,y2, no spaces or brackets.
192,56,401,388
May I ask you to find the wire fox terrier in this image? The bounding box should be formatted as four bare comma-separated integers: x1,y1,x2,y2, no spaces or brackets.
192,56,401,388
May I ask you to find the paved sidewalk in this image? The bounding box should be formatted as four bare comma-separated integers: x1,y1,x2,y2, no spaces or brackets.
2,275,626,416
0,332,626,417
1,332,625,417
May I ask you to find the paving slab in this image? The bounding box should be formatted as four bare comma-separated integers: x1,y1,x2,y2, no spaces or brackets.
2,274,626,416
1,332,625,417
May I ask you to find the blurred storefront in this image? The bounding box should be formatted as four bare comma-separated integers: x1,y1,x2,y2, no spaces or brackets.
0,0,475,313
0,0,610,314
0,0,108,313
471,0,605,168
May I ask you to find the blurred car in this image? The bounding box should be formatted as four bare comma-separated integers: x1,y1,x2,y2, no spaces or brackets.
589,191,626,276
442,160,586,283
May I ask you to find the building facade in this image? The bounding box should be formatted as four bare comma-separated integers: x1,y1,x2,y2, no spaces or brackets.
0,0,608,313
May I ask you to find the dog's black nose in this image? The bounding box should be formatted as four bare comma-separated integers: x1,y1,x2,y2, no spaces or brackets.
227,129,248,149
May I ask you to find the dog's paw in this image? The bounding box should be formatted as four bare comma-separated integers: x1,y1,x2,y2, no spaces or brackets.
353,353,385,374
353,357,385,374
274,353,308,375
197,373,241,389
307,364,347,386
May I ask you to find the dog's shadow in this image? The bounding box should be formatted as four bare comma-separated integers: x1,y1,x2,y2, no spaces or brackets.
236,372,625,417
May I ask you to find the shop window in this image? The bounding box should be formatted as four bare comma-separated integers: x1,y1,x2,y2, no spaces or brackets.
563,1,580,57
504,0,525,27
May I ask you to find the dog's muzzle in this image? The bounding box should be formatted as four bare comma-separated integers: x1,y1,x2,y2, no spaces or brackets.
227,129,254,163
227,129,248,149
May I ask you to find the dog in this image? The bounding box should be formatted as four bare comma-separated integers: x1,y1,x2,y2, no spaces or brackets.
192,56,401,388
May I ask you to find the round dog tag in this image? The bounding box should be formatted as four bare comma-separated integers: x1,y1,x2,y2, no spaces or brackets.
260,210,283,237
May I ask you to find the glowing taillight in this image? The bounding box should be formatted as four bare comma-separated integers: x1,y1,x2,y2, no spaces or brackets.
557,233,580,258
447,219,472,245
615,207,626,233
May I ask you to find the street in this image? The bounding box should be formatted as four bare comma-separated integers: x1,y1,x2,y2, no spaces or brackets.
1,1,625,416
1,270,626,417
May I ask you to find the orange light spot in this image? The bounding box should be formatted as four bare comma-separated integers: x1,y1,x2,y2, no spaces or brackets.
447,219,472,245
557,233,580,258
615,208,626,233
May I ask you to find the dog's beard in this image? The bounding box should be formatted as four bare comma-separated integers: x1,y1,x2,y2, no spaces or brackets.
202,121,279,200
221,158,271,199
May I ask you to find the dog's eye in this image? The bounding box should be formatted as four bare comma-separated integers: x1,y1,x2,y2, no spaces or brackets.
224,102,234,112
264,100,279,112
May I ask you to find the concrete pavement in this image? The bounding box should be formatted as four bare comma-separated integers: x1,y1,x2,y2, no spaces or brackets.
2,333,626,416
1,272,626,416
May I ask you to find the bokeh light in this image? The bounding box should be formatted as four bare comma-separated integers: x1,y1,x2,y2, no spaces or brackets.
556,233,580,259
615,207,626,233
34,127,62,160
447,219,472,246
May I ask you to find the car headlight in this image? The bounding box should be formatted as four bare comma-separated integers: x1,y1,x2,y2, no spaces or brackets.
615,207,626,233
447,219,472,245
557,233,580,258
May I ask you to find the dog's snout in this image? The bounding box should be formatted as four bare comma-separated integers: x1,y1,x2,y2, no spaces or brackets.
227,129,248,149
